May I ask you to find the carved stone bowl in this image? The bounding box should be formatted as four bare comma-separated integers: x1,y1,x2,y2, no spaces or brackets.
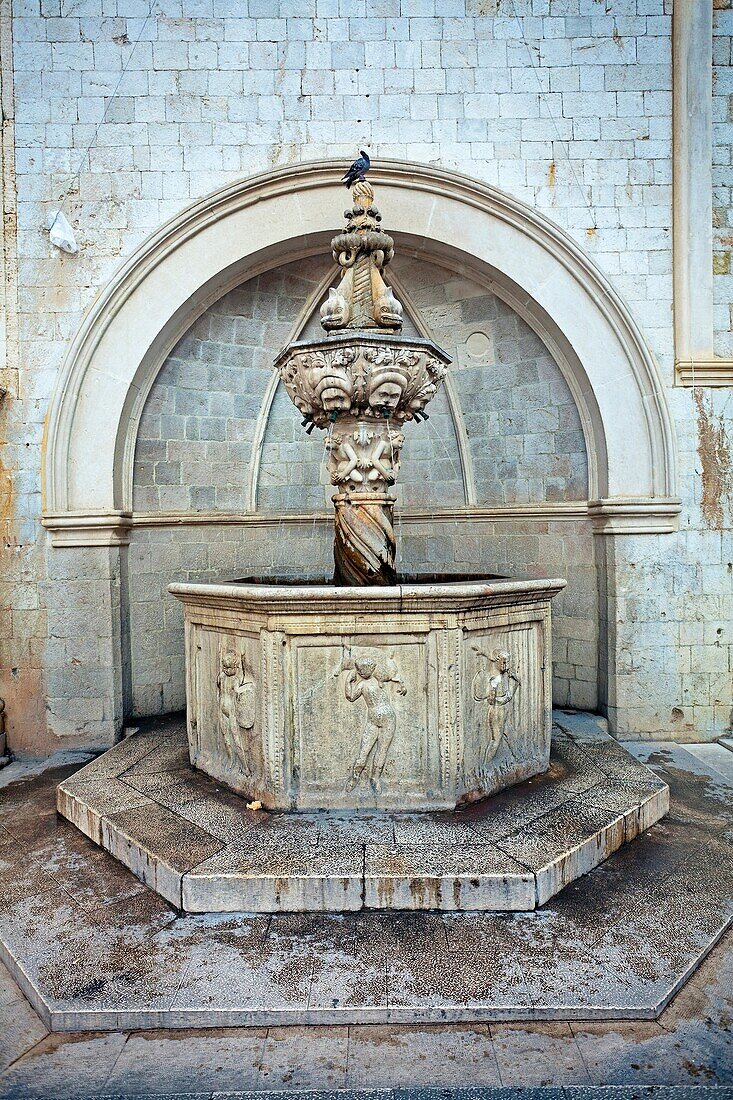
273,331,452,429
169,575,566,812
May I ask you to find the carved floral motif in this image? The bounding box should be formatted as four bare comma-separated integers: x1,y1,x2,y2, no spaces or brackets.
275,341,449,429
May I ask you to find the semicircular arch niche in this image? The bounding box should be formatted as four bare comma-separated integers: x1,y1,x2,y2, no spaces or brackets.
42,160,681,741
129,251,593,720
133,255,589,519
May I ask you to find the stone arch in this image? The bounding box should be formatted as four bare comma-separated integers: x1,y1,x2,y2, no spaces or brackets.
42,159,680,545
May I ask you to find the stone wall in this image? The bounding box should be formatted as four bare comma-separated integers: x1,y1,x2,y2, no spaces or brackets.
1,0,731,755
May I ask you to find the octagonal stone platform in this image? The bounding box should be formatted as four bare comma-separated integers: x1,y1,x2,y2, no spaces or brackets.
57,716,668,914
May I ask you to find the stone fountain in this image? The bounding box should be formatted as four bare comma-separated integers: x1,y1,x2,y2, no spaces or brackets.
168,177,566,812
56,170,669,914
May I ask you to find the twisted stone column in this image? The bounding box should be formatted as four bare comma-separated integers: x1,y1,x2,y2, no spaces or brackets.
333,491,397,586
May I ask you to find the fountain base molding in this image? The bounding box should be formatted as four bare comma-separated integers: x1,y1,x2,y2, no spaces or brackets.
168,576,565,812
57,716,669,914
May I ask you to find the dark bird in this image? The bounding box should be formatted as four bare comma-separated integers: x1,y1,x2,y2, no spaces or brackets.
342,150,370,188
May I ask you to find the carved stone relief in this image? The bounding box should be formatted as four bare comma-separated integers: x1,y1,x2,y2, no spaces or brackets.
217,645,258,776
173,581,561,811
471,647,521,774
190,630,266,798
462,623,545,798
292,636,431,809
337,648,407,794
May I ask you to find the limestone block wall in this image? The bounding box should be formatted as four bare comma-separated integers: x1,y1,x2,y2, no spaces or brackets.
1,0,731,755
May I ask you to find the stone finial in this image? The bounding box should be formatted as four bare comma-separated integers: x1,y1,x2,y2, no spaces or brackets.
320,181,403,333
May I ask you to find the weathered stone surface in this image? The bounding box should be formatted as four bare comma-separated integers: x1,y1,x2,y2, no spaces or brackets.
0,747,728,1032
169,577,565,813
183,841,366,914
57,718,668,914
363,845,534,912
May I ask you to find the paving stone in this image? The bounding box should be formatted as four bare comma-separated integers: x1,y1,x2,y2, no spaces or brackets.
562,1089,733,1098
486,909,643,1020
582,781,670,844
0,1032,127,1099
569,1017,731,1086
489,1021,592,1087
59,728,667,915
683,743,733,787
623,744,733,834
101,1028,266,1095
101,802,226,907
495,801,627,906
388,913,532,1019
316,812,396,847
553,711,612,742
168,915,313,1026
120,735,193,779
0,961,48,1075
258,1025,348,1091
60,736,162,782
183,841,365,913
57,776,152,846
346,1024,501,1089
0,754,728,1031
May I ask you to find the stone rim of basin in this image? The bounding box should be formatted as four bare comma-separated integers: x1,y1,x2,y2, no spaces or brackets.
168,576,567,602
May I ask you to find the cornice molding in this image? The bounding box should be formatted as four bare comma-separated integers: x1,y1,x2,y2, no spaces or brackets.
675,359,733,388
588,498,682,536
41,498,683,546
41,511,132,547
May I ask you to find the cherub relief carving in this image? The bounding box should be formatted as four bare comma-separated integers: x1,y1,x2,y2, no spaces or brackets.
217,646,257,776
471,647,521,769
326,424,404,492
337,650,407,794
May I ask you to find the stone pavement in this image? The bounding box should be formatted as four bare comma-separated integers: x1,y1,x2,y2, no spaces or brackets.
0,727,731,1097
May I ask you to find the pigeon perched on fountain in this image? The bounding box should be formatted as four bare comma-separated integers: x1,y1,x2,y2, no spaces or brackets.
341,150,370,187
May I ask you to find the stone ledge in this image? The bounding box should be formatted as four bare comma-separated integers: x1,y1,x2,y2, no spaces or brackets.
57,719,669,914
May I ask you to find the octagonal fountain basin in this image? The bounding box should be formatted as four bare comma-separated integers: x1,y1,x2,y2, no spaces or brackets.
169,573,566,812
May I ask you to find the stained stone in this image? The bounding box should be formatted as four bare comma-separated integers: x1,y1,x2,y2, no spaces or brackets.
363,845,535,911
57,774,152,845
495,800,627,906
169,577,565,813
101,801,225,907
0,751,725,1033
183,841,365,913
56,721,669,914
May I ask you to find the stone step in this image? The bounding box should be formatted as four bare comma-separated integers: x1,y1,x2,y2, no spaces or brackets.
56,722,669,915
